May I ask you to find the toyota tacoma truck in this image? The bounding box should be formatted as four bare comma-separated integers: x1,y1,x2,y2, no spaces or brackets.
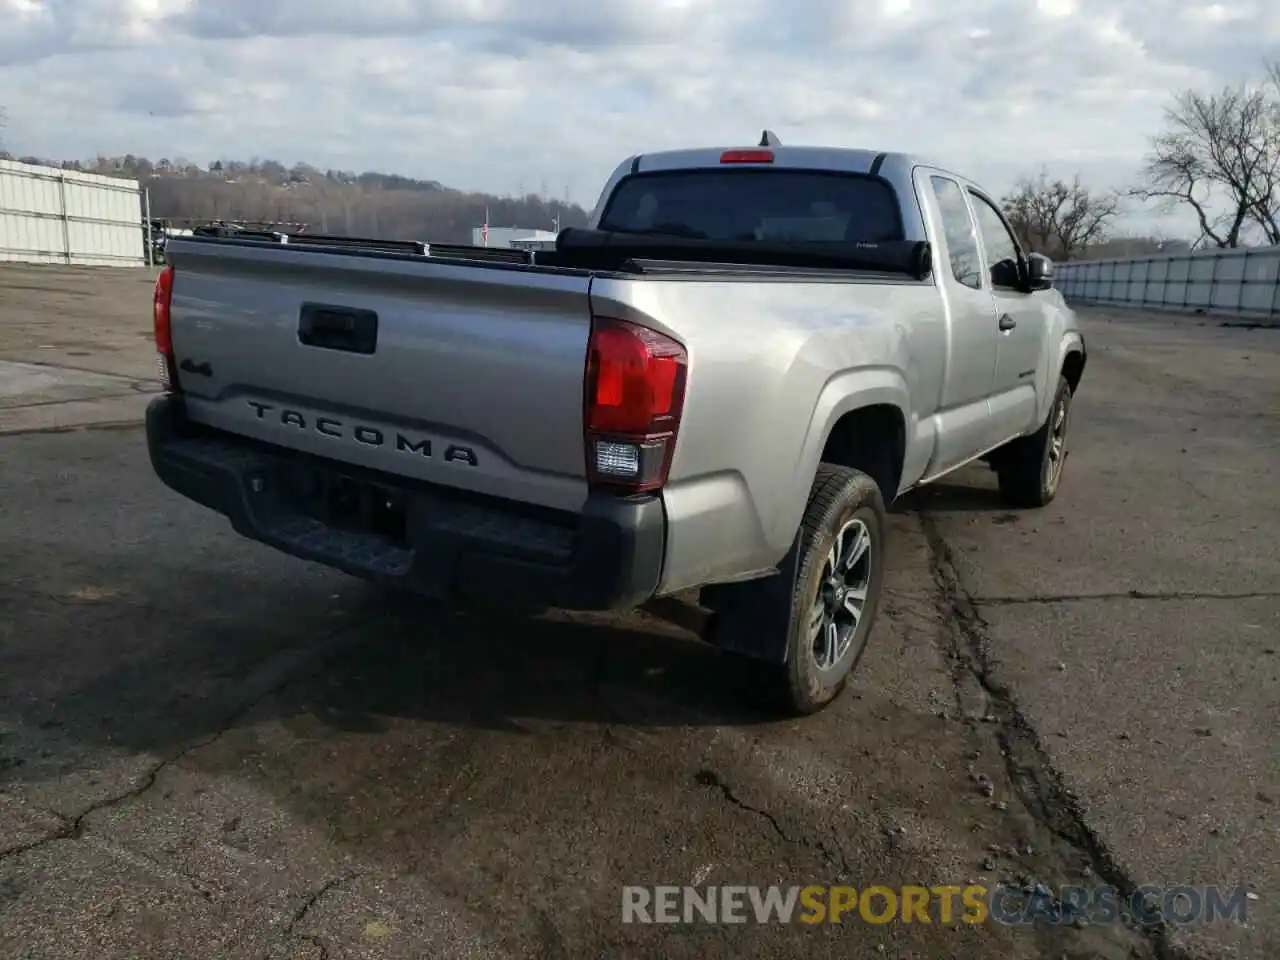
145,134,1086,715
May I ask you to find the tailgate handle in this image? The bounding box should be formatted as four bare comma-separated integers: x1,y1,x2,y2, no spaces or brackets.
298,303,378,355
179,358,212,377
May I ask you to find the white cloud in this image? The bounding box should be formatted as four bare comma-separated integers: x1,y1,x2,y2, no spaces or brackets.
1,0,1276,235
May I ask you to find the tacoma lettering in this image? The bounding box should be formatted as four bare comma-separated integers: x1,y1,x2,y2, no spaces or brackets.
444,445,478,466
245,400,475,465
397,435,431,456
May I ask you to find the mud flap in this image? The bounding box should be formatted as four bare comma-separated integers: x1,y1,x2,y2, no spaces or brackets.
700,532,802,663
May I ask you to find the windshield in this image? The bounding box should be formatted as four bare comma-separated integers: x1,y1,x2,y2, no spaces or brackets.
598,169,904,244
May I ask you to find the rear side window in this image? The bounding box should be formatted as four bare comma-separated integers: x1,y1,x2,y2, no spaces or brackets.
929,176,982,289
598,170,904,244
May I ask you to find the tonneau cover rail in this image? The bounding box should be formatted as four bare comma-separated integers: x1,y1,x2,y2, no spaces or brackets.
546,228,933,280
173,228,933,279
178,231,535,264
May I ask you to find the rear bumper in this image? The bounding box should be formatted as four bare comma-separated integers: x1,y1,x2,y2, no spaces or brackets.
145,395,665,611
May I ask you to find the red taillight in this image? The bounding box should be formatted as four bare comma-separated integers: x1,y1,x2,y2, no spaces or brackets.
152,265,180,392
720,149,774,164
584,318,687,493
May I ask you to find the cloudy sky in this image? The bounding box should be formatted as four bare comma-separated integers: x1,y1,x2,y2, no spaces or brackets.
1,0,1276,232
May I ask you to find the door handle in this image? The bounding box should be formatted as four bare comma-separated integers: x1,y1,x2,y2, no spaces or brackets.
998,314,1016,332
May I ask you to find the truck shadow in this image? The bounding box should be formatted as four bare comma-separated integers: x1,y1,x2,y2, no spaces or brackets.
0,478,1016,787
0,460,1005,792
0,569,778,792
301,588,775,736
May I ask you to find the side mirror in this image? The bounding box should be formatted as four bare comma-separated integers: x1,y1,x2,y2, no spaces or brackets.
990,257,1021,289
1026,253,1054,291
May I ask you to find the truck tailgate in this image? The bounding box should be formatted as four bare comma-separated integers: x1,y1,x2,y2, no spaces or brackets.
165,241,594,512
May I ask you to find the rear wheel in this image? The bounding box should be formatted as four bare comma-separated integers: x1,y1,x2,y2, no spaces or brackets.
743,465,887,715
996,375,1073,508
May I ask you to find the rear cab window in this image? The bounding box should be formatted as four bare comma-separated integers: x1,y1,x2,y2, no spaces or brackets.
598,169,905,245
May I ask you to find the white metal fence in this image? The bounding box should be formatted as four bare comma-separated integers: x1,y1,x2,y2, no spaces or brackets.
1055,246,1280,318
0,159,145,267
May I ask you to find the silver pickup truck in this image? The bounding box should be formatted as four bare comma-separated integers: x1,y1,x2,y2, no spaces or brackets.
146,135,1086,715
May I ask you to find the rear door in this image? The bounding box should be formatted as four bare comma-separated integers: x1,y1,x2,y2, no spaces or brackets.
919,173,1002,475
968,189,1045,441
166,242,596,512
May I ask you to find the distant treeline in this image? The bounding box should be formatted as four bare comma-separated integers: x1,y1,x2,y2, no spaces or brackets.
1,153,590,244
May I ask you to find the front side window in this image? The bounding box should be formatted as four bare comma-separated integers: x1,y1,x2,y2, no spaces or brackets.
969,192,1023,288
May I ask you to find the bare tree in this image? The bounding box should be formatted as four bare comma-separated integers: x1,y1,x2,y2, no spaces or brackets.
1250,61,1280,243
1001,170,1121,261
1131,61,1280,248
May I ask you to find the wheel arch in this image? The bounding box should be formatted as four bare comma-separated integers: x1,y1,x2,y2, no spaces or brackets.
773,368,912,557
1062,341,1086,392
818,403,907,507
706,376,908,666
1036,331,1086,426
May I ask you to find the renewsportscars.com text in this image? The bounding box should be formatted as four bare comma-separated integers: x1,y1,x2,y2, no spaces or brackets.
621,884,1253,926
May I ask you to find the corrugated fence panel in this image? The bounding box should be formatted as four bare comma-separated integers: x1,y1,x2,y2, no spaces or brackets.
0,158,145,266
1056,246,1280,318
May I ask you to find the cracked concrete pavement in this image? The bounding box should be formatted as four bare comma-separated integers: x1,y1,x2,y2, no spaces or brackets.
0,267,1276,958
915,305,1280,960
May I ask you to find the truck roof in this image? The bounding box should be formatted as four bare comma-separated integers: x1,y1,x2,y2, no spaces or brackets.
588,137,990,244
631,146,927,180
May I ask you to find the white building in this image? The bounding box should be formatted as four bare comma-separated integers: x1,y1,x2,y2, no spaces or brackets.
0,158,146,266
470,226,559,250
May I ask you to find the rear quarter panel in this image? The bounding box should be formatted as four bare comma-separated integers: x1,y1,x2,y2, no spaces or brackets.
589,275,945,592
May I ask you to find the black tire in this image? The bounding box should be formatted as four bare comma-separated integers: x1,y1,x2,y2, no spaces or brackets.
996,374,1073,508
744,465,887,716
